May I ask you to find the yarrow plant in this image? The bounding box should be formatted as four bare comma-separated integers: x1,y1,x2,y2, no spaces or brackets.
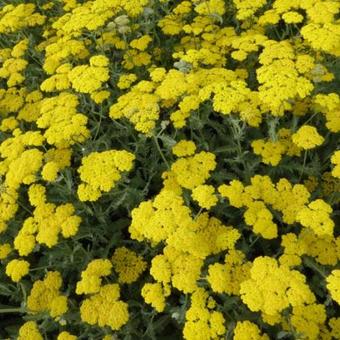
0,0,339,339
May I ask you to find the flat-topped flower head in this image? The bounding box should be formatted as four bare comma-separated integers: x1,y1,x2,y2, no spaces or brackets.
292,125,324,149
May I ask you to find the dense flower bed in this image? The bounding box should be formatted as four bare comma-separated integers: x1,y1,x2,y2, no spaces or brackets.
0,0,339,339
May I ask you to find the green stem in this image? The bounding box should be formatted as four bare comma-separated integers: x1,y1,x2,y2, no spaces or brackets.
0,307,25,314
304,257,327,278
93,110,103,141
303,112,318,126
229,118,250,182
235,137,250,182
152,135,170,169
194,207,203,220
17,199,33,215
299,150,308,182
19,282,27,302
249,235,260,248
2,187,33,215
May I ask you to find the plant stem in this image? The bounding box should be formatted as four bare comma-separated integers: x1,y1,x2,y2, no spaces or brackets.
153,135,170,169
299,150,308,182
249,236,260,248
0,307,25,314
194,207,203,220
304,257,327,278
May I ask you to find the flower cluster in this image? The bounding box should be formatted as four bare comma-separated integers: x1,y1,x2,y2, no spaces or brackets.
18,321,43,340
0,0,339,339
327,270,340,304
37,92,89,147
252,128,301,165
292,125,324,150
111,246,147,284
14,184,81,255
27,271,68,318
80,284,129,331
234,321,269,340
218,175,320,239
5,259,30,282
183,288,226,340
240,257,316,317
68,56,110,102
331,151,340,178
77,150,135,201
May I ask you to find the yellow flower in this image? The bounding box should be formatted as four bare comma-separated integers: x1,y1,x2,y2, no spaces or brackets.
141,282,168,312
0,243,11,259
117,73,137,89
233,0,267,20
256,40,313,115
5,259,30,282
183,288,226,340
149,67,166,82
38,92,89,147
218,180,246,208
28,184,46,207
240,256,315,316
155,70,188,100
80,284,129,331
296,199,334,236
91,90,111,104
244,201,278,239
90,55,109,67
301,23,340,56
233,321,269,340
111,247,147,284
27,271,68,318
194,0,226,16
172,140,196,157
251,139,286,166
282,11,304,24
41,161,59,182
57,331,77,340
109,82,160,133
291,303,326,339
18,321,43,340
14,232,36,257
161,246,203,293
14,191,81,253
171,151,216,189
5,149,43,189
292,125,324,149
331,151,340,178
150,255,172,284
130,35,152,51
76,259,112,295
326,270,340,304
207,250,251,295
68,57,109,94
77,150,135,201
191,184,217,209
0,117,18,132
